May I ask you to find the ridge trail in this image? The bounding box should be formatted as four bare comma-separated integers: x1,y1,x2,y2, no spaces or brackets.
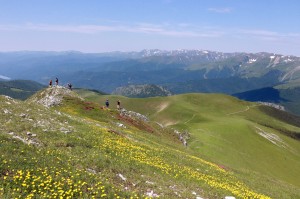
184,114,196,124
226,105,258,116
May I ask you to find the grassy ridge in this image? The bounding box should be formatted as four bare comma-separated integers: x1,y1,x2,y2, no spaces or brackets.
1,88,300,198
80,90,300,198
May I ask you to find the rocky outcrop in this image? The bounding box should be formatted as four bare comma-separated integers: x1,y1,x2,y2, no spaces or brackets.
27,86,83,107
258,101,285,111
119,108,149,122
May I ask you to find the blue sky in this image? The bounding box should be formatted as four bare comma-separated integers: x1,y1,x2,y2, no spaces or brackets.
1,0,300,55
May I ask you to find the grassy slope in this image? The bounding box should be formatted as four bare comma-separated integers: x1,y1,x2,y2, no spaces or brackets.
80,90,300,198
1,88,300,198
0,80,45,100
1,88,280,199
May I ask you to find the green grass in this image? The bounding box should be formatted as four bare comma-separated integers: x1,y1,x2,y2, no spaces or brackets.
1,89,300,198
79,90,300,198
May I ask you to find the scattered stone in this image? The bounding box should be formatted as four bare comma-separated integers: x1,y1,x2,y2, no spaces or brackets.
225,197,236,199
258,101,285,111
145,189,159,198
60,127,72,134
20,113,26,118
169,185,176,190
4,95,16,102
86,168,97,174
12,135,40,146
145,181,155,185
118,173,126,181
175,129,190,146
183,140,187,147
120,108,149,122
116,122,126,128
55,110,62,115
3,109,11,114
26,132,32,136
8,132,14,135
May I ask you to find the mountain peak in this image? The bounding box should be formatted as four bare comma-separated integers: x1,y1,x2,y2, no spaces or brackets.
27,86,82,107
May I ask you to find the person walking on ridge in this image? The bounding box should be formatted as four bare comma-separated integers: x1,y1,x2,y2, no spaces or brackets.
117,100,121,110
67,83,72,90
55,77,59,86
49,79,52,87
105,99,109,108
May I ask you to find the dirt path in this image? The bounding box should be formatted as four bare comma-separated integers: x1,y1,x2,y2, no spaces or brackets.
226,105,258,116
157,102,169,112
184,114,196,124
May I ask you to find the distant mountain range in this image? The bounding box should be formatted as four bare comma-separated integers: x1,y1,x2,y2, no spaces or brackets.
1,49,300,114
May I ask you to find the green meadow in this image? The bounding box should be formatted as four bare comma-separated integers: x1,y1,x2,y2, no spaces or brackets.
81,89,300,198
0,88,299,198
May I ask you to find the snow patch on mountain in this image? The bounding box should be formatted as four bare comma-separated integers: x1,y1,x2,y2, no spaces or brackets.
247,59,257,63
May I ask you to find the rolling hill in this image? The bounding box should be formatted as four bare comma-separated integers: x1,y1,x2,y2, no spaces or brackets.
112,84,172,98
1,87,300,198
77,89,300,198
0,80,45,100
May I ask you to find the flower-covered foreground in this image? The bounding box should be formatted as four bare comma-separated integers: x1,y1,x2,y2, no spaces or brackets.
0,121,270,198
1,90,296,198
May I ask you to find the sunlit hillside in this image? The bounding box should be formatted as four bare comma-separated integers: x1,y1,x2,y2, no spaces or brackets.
79,89,300,198
1,87,300,198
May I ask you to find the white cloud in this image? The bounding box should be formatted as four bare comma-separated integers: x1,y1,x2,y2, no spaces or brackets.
237,29,281,41
0,22,224,38
0,75,11,80
239,29,279,37
0,23,128,34
208,7,232,13
233,28,300,46
27,24,117,33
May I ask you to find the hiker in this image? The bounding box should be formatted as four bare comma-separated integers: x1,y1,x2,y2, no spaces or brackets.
117,100,121,110
55,77,59,86
49,79,52,87
105,99,109,108
67,83,72,90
